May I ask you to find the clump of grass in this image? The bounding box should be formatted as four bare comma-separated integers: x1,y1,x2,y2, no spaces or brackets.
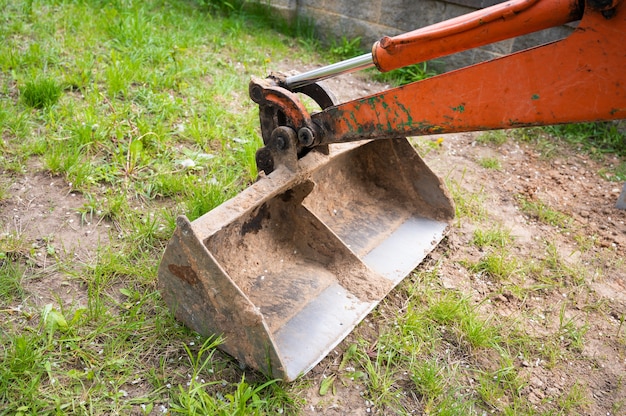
472,226,513,249
476,130,507,146
599,160,626,182
426,293,501,349
0,231,29,260
345,268,505,413
477,156,501,170
410,358,448,403
372,62,438,86
20,77,62,109
446,175,487,223
516,195,572,229
526,240,587,288
329,36,363,60
556,381,591,413
511,127,561,158
469,249,520,281
469,227,520,281
170,337,286,415
0,333,47,413
0,261,25,303
0,179,8,203
557,304,589,353
476,353,525,412
544,122,626,158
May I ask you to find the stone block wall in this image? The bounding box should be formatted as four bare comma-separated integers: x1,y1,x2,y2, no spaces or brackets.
256,0,575,71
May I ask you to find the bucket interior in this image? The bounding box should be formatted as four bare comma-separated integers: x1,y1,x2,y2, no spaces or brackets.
303,139,451,281
204,181,392,334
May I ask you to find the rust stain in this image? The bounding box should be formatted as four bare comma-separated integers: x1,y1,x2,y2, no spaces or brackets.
241,203,270,236
168,264,199,285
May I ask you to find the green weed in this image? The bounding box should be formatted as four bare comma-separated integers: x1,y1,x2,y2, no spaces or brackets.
477,156,502,170
20,77,62,109
329,36,363,60
476,130,508,146
516,195,572,229
0,333,47,414
512,127,561,158
0,260,25,304
0,230,29,260
544,121,626,158
469,249,520,281
472,226,513,249
354,345,403,411
557,381,590,413
411,358,447,403
373,62,438,86
446,174,487,223
557,304,589,353
599,160,626,182
0,180,8,203
170,336,280,415
476,356,524,413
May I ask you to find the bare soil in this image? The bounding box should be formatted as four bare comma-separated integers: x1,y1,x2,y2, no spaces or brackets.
1,168,110,309
2,70,625,414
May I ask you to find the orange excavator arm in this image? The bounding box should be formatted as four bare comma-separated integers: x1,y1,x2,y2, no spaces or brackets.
251,0,625,173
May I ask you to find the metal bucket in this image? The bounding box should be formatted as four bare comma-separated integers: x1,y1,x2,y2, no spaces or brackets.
158,137,454,380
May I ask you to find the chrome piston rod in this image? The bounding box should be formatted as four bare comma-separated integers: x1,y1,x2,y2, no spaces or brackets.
284,53,374,90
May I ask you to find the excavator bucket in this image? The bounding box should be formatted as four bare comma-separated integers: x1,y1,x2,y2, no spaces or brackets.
158,137,454,380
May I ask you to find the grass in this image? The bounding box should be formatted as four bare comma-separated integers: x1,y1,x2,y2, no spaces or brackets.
334,265,537,414
445,171,487,223
543,122,626,158
372,62,439,86
516,196,573,229
469,249,521,281
476,130,508,146
1,0,623,414
20,77,62,109
477,156,502,170
0,0,308,413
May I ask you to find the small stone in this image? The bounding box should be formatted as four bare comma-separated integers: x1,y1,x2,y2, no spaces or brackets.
530,376,544,388
528,392,540,404
179,159,195,168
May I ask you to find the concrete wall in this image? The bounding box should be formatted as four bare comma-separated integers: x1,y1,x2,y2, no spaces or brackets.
257,0,575,71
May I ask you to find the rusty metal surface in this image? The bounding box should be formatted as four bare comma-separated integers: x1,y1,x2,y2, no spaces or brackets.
158,138,454,380
159,216,283,374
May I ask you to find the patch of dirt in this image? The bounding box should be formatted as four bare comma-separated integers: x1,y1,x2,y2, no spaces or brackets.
1,168,111,308
426,133,625,415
